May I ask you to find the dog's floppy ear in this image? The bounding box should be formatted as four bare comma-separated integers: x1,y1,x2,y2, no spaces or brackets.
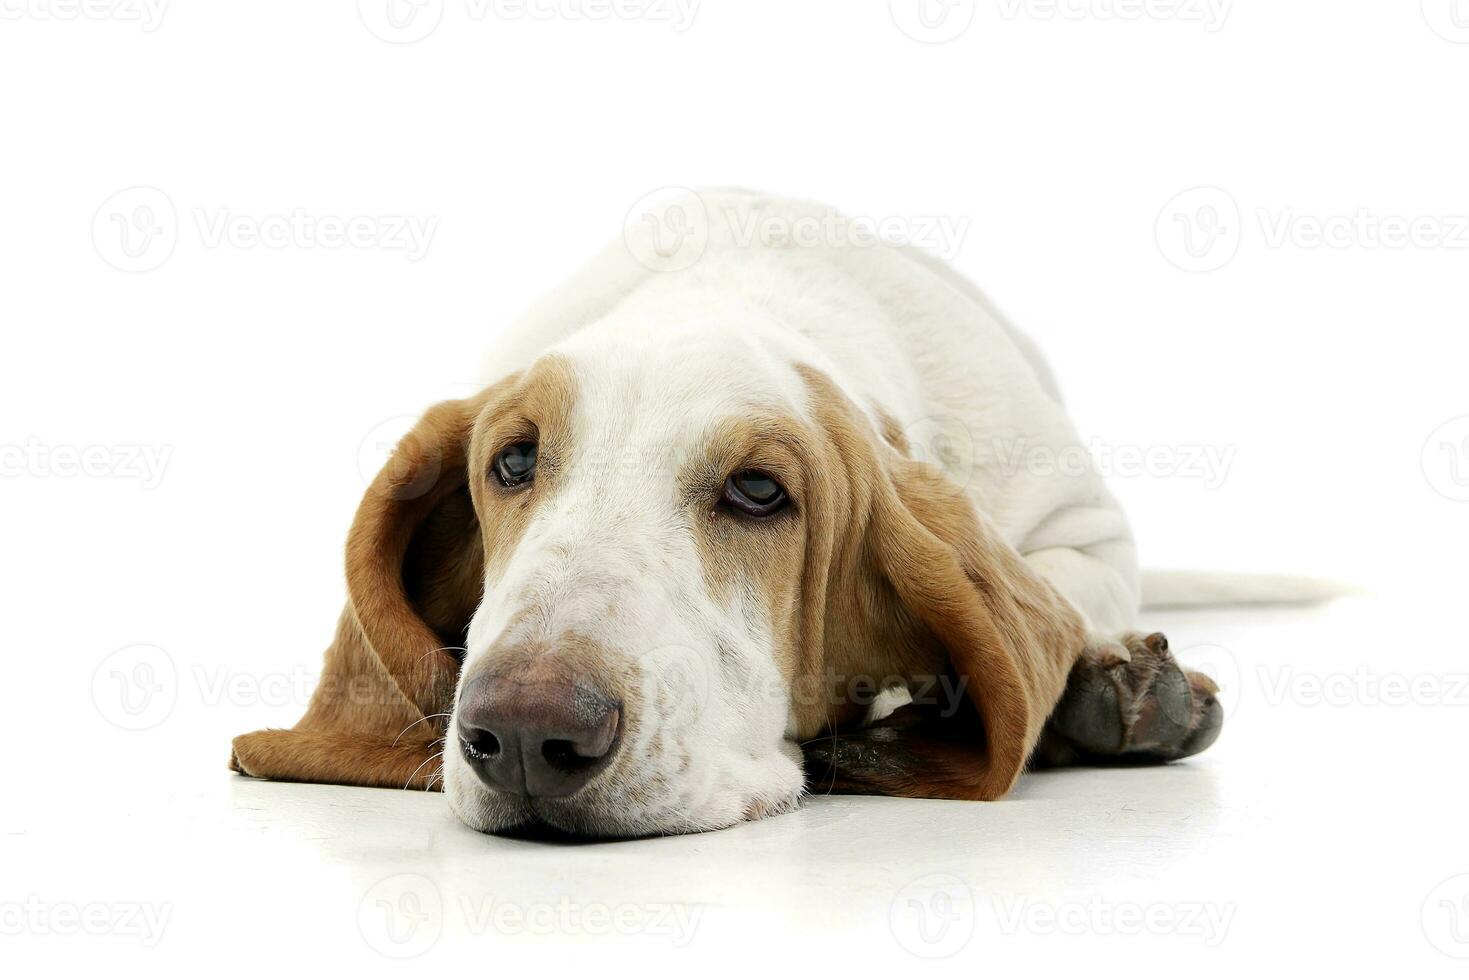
231,392,489,790
868,459,1086,798
345,395,486,718
798,367,1087,800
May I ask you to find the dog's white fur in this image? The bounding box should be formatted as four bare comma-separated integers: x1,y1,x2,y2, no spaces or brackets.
443,190,1139,836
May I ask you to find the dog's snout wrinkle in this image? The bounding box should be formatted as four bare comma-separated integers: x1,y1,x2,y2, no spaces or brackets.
456,666,622,799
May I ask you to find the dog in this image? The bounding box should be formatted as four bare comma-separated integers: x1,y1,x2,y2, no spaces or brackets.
231,189,1223,838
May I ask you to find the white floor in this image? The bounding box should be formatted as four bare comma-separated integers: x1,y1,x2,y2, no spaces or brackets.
5,595,1466,973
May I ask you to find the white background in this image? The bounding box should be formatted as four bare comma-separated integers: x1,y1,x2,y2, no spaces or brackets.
2,1,1467,974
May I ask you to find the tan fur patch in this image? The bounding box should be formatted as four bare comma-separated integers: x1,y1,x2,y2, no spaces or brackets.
467,354,577,583
874,404,911,455
686,415,810,680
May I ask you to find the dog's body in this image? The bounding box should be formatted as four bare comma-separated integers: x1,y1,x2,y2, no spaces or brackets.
232,191,1221,837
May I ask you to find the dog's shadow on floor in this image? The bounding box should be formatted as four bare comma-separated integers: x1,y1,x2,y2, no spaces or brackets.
491,821,644,846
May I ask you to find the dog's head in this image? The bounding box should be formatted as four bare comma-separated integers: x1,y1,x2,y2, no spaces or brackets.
348,317,1085,837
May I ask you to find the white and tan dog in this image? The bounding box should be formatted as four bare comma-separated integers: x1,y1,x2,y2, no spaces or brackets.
231,190,1223,838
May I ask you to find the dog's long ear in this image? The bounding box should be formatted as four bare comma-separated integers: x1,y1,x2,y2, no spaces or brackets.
231,393,487,790
345,396,486,718
868,459,1086,798
798,368,1086,801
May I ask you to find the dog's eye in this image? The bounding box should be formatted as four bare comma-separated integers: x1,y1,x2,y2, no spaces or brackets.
493,441,538,487
723,470,788,517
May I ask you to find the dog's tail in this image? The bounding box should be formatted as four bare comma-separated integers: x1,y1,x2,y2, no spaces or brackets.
1140,569,1363,610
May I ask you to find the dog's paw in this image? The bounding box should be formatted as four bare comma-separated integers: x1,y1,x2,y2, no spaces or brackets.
229,731,270,778
1040,632,1222,764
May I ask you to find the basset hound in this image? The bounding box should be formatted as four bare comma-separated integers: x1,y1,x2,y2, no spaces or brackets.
231,190,1222,838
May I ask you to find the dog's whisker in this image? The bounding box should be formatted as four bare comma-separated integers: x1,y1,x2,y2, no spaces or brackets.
392,713,453,747
404,750,444,791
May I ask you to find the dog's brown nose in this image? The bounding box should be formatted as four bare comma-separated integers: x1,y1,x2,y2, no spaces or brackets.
456,669,622,798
